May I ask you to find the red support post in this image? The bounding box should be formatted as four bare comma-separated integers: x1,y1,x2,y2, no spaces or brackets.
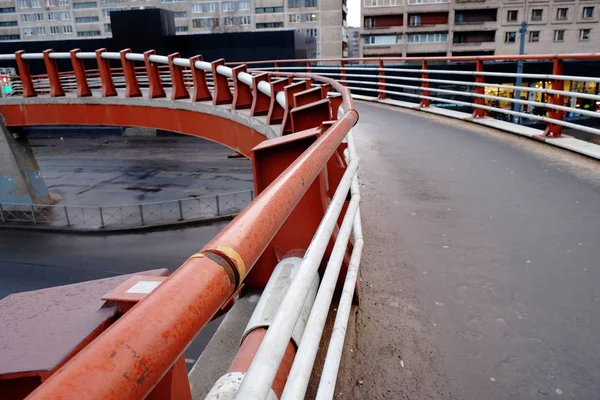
167,52,189,100
143,50,166,99
250,72,270,116
231,64,253,110
211,58,233,105
320,83,332,99
473,59,486,118
339,60,346,86
306,60,312,73
281,80,310,135
267,77,292,125
294,87,324,108
274,61,279,76
95,48,117,97
14,50,36,98
189,55,212,102
378,59,386,100
290,98,332,133
420,60,430,107
119,49,142,98
42,49,65,97
329,93,343,118
69,49,91,97
545,57,564,137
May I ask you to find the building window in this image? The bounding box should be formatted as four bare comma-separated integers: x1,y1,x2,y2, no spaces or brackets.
409,15,420,26
288,0,317,8
288,12,317,23
531,9,543,21
407,0,448,4
365,17,374,28
305,28,317,37
583,7,594,19
237,1,249,10
48,11,71,20
223,15,251,25
75,15,99,22
21,13,44,21
0,20,17,26
256,22,284,28
222,1,235,11
102,8,123,18
50,25,72,34
192,3,217,13
507,10,518,22
505,31,516,42
22,26,45,36
175,25,188,31
173,11,187,17
0,34,19,40
104,22,111,31
160,0,185,2
556,8,567,20
407,32,447,43
364,35,398,45
363,0,397,7
77,30,101,36
72,1,97,8
18,0,42,8
529,31,539,42
255,6,283,13
553,30,564,42
192,17,218,28
0,7,16,13
579,29,591,41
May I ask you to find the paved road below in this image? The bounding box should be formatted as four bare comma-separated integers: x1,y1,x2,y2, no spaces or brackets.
0,222,230,368
348,102,600,399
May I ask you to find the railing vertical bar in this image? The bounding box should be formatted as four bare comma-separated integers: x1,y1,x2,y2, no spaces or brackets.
64,206,70,226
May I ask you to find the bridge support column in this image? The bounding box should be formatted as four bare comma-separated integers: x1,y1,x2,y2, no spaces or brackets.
0,119,50,204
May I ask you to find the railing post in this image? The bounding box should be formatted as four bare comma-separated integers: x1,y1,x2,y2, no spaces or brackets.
119,49,142,98
232,64,253,109
267,77,292,125
215,194,220,216
178,200,184,221
139,204,144,226
378,59,386,100
70,49,92,97
339,60,346,86
250,190,255,201
42,49,65,97
211,58,234,105
15,51,36,98
545,57,564,137
189,54,212,102
30,204,36,224
250,72,270,116
143,50,166,99
168,53,189,100
274,61,279,76
0,203,4,223
473,59,486,118
64,206,70,226
95,48,117,97
306,61,312,74
99,207,105,228
420,60,430,107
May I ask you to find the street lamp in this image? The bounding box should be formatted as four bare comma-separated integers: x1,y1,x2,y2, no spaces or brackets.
513,1,529,123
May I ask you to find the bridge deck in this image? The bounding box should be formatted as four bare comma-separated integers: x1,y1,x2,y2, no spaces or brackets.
346,102,600,399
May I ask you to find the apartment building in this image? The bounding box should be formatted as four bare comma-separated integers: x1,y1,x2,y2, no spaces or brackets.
0,0,348,57
361,0,600,57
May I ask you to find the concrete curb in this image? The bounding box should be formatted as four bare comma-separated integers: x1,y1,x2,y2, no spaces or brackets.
353,95,600,161
0,213,237,235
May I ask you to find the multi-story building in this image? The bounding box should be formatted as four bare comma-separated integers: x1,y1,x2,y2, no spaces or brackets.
360,0,600,57
0,0,348,57
347,26,359,57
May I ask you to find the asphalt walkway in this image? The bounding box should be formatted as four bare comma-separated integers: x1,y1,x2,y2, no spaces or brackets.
347,102,600,399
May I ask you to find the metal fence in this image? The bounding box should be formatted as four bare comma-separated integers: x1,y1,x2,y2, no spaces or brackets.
0,190,254,230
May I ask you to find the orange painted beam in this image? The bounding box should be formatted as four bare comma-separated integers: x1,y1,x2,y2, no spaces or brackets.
0,103,266,158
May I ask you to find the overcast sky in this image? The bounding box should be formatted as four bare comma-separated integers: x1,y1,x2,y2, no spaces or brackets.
348,0,360,27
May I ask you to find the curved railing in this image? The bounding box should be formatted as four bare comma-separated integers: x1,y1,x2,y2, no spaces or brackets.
236,54,600,157
0,50,361,399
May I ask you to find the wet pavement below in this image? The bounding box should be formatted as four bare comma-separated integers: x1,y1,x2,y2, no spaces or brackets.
31,136,253,206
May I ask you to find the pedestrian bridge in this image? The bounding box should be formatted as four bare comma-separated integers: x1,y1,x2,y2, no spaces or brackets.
0,50,599,399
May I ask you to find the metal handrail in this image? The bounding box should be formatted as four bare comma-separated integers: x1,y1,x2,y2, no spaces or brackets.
0,50,359,400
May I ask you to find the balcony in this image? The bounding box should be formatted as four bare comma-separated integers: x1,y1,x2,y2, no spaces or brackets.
407,12,449,30
363,14,403,33
454,9,497,26
452,30,496,50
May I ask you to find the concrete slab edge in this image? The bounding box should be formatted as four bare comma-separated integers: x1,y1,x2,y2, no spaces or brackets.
355,96,600,161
